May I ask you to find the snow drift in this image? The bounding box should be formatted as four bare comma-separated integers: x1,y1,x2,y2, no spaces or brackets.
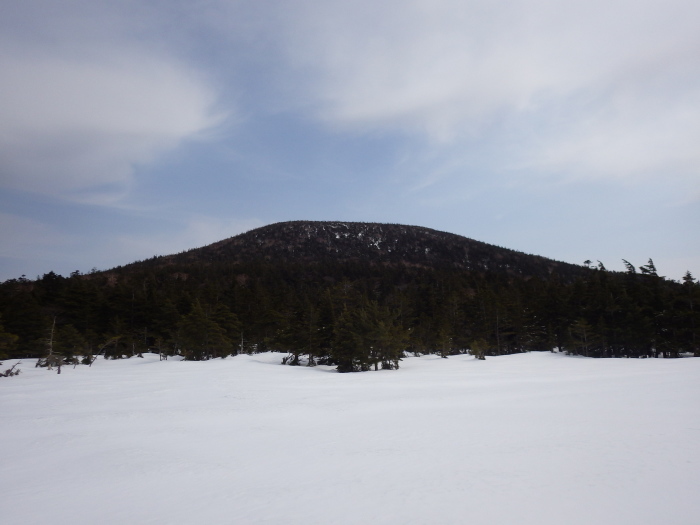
1,352,698,524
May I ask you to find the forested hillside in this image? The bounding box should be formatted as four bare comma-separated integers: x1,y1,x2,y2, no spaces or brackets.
1,222,698,371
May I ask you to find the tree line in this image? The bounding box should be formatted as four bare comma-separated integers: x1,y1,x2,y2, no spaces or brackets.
0,257,698,372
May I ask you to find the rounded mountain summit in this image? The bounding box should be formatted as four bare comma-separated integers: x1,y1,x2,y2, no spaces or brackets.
134,221,587,281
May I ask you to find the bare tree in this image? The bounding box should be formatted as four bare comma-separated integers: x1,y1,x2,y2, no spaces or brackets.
36,317,64,374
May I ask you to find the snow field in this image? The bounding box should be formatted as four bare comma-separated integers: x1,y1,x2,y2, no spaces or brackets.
1,352,699,524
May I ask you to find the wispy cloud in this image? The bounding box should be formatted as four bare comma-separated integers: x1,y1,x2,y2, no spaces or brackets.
0,3,224,204
269,0,700,184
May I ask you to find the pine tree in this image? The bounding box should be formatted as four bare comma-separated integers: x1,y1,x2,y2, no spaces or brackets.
0,315,18,361
178,301,233,360
639,259,658,276
682,272,699,356
332,307,365,372
469,338,487,360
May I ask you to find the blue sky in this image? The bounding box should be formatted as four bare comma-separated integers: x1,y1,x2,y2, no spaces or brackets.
1,0,699,281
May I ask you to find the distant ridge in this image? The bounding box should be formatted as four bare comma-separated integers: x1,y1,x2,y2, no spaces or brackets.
131,221,588,280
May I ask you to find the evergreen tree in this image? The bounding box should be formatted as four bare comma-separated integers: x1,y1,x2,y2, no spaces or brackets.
0,315,18,360
639,258,658,276
178,301,233,360
332,307,366,372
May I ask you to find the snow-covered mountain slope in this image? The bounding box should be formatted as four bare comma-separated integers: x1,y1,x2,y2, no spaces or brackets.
1,352,698,524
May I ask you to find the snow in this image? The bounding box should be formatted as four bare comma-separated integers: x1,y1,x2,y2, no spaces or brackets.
1,352,699,525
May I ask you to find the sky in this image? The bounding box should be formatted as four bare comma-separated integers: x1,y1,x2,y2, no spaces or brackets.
1,0,699,282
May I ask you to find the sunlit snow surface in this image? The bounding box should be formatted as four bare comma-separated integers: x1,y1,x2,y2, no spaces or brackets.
1,352,699,525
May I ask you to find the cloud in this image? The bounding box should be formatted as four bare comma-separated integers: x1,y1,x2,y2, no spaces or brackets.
3,0,698,204
271,0,700,182
0,3,224,203
517,70,700,182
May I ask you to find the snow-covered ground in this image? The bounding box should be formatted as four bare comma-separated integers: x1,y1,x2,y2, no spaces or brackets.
1,352,699,525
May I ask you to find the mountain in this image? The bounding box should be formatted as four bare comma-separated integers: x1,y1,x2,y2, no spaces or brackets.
1,221,697,364
128,221,588,281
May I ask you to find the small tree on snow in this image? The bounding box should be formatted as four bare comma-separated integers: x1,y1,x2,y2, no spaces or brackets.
470,339,487,360
36,317,64,374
